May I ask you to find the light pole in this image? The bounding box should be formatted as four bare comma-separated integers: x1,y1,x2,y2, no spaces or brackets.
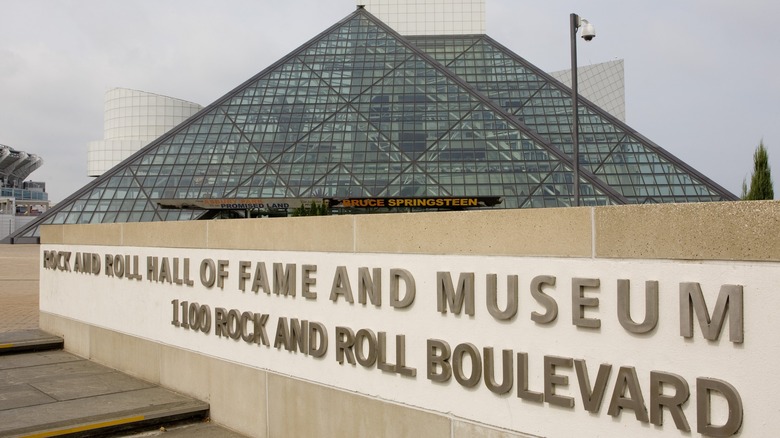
570,13,595,206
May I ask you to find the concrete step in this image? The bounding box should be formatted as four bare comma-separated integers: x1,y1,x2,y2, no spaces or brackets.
0,329,63,355
0,345,214,437
122,420,249,437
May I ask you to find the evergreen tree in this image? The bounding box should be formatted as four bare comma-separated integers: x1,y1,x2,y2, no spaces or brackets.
745,140,774,200
291,202,331,216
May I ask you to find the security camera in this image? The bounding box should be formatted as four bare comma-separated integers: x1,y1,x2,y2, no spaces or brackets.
580,19,596,41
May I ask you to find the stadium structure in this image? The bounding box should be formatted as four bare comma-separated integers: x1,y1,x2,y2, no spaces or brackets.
0,144,47,240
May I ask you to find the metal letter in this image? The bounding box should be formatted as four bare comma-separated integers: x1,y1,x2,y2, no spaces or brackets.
572,278,601,329
377,332,394,372
329,266,354,303
607,366,649,423
574,359,612,413
273,317,290,349
436,272,475,316
105,254,114,277
188,302,201,332
426,339,452,382
253,313,270,346
390,268,416,308
484,347,513,395
252,262,270,294
517,352,543,403
486,274,518,321
158,257,170,283
91,253,101,275
238,261,251,292
453,343,481,388
302,264,317,299
240,311,255,343
199,304,211,333
180,257,191,284
214,307,228,337
172,258,183,285
618,280,659,334
696,378,743,437
289,319,308,353
544,355,575,408
680,283,744,343
395,335,416,377
82,252,91,274
227,309,241,340
358,267,381,306
650,371,691,432
146,256,158,282
308,321,327,358
171,299,180,327
272,262,295,296
335,326,356,365
217,260,229,289
114,254,125,278
200,259,215,287
531,275,558,324
73,252,82,273
60,251,71,271
354,329,378,367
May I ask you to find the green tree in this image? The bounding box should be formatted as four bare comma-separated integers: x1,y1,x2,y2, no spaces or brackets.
291,202,331,216
744,140,774,200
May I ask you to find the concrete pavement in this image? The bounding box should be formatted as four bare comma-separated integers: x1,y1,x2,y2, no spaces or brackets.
0,244,39,333
0,346,211,437
0,244,247,437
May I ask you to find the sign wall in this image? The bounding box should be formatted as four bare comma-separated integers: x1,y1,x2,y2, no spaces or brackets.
40,245,770,437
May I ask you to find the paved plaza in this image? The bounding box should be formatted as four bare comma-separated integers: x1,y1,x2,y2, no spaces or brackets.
0,244,39,333
0,244,245,437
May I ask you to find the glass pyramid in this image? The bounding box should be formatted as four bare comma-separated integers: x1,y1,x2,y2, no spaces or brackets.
409,35,731,204
7,8,735,242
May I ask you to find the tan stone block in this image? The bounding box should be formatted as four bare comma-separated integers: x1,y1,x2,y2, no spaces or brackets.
39,312,90,359
88,326,160,383
595,201,780,261
59,223,123,246
121,221,208,248
159,345,212,402
206,216,355,251
40,225,64,244
453,420,535,438
267,373,450,438
355,208,592,257
209,359,267,437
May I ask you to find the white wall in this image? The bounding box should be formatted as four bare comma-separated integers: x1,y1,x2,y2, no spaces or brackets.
40,245,764,437
87,88,202,177
361,0,486,35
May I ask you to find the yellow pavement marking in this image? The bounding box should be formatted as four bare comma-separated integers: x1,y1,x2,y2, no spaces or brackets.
0,343,14,349
21,415,146,437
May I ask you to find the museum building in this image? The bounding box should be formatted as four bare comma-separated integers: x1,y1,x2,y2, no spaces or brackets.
5,6,736,243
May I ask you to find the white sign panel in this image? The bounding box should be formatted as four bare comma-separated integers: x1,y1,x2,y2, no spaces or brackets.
40,245,777,437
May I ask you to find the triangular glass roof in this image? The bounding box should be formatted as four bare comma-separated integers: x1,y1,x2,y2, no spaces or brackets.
8,8,734,242
409,34,734,204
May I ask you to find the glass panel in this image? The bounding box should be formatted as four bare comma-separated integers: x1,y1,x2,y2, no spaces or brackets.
409,35,730,204
15,10,732,239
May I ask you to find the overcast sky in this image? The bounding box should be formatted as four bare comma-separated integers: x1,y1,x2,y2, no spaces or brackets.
1,0,778,202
